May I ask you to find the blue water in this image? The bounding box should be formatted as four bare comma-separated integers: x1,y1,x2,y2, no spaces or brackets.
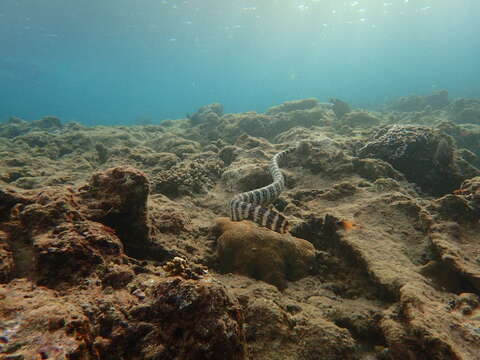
1,0,479,125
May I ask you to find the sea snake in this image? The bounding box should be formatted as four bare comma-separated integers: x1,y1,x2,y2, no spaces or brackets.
229,146,296,233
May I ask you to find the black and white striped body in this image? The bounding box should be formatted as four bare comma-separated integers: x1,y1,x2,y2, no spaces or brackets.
229,147,294,233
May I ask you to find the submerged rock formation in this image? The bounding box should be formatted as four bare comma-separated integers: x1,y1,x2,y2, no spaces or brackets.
212,218,316,290
357,124,479,196
1,94,480,359
386,90,450,112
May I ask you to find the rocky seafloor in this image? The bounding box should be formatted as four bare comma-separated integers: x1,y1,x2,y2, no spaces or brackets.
1,91,480,360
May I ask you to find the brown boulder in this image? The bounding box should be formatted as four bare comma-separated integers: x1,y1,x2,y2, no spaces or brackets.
78,166,151,258
212,218,316,290
129,276,247,360
0,279,93,359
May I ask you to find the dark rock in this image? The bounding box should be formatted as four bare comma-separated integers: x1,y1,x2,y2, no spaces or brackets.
330,98,351,118
387,90,449,112
153,158,223,198
357,125,479,196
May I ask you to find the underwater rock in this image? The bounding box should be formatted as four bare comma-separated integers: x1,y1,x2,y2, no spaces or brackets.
221,156,272,192
449,98,480,124
330,98,351,119
212,218,316,290
436,121,480,167
3,96,480,359
128,275,247,360
0,116,62,138
1,166,169,268
456,176,480,211
243,292,356,359
218,145,240,166
340,110,381,128
429,176,480,223
14,131,53,148
381,281,480,360
0,117,27,138
0,279,93,359
145,133,200,158
266,98,319,114
387,90,449,112
426,220,480,293
6,116,27,125
78,166,151,258
33,221,125,286
0,230,14,282
149,195,192,235
0,275,247,360
222,163,272,194
195,111,224,141
153,157,224,198
0,185,130,286
162,256,207,280
188,102,224,125
95,143,109,164
220,138,281,194
357,124,478,196
32,115,63,130
222,105,329,142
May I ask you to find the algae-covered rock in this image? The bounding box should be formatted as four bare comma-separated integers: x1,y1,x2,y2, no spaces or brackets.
266,98,319,114
153,157,224,198
341,111,381,128
0,276,247,360
387,90,449,112
32,115,63,130
449,98,480,124
222,105,329,142
212,218,316,290
3,95,480,360
188,102,224,125
0,230,14,282
129,275,247,360
330,98,351,119
357,124,479,196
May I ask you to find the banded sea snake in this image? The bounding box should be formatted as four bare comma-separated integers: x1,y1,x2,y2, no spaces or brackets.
229,146,297,233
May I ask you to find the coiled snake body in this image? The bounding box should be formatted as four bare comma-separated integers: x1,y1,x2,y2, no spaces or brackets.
229,147,295,233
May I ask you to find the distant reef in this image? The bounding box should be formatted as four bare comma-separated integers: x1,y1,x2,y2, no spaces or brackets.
1,91,480,360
